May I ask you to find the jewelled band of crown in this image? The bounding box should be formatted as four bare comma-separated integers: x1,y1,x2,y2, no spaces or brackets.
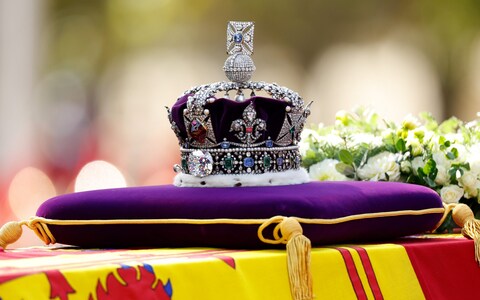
179,146,302,177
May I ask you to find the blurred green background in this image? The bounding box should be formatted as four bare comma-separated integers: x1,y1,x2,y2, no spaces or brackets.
2,0,480,246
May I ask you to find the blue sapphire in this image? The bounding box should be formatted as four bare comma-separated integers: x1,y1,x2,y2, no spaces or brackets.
265,139,273,148
295,156,301,164
277,157,284,166
234,33,243,43
243,157,255,168
221,141,230,149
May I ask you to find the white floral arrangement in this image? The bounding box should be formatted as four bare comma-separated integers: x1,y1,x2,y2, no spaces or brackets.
300,108,480,231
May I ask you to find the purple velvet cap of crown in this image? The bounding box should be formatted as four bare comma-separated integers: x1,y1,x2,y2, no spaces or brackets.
171,94,290,145
36,181,444,248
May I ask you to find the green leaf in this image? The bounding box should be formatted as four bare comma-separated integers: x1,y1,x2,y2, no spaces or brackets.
423,159,437,176
395,139,406,152
424,177,436,188
439,135,446,145
335,162,355,177
448,167,459,184
359,149,369,167
417,167,426,178
338,149,354,165
451,147,459,158
446,151,456,160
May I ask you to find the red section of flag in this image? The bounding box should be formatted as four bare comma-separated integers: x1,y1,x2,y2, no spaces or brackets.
336,247,368,300
401,237,480,300
91,265,171,300
351,246,383,300
45,269,76,300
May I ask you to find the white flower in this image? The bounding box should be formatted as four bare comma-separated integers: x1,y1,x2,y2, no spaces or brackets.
451,144,467,163
300,128,322,144
440,185,464,203
411,157,425,176
420,127,435,143
467,144,480,175
459,171,477,189
315,134,344,148
400,160,412,173
357,152,401,181
405,130,424,156
432,151,451,169
459,171,480,198
348,133,382,148
402,114,420,130
444,133,464,144
308,159,351,181
434,165,449,186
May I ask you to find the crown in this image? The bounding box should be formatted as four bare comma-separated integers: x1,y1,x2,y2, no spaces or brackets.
167,22,311,186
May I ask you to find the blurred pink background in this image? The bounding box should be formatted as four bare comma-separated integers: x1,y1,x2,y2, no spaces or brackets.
2,0,480,246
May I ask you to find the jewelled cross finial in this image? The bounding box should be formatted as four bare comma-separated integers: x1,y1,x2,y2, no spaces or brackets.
226,21,254,55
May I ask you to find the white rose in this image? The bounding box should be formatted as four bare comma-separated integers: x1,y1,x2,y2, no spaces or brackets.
459,171,477,189
444,133,464,144
308,159,351,181
432,151,451,170
357,152,401,181
411,157,425,176
434,165,449,186
300,128,322,144
400,160,412,173
459,171,480,198
316,134,344,148
464,183,479,198
440,185,464,204
348,133,382,148
454,144,467,163
467,144,480,175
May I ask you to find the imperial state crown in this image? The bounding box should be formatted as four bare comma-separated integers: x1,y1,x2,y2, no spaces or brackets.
167,21,312,187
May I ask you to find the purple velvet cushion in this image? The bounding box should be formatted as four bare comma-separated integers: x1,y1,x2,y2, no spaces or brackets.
36,181,443,248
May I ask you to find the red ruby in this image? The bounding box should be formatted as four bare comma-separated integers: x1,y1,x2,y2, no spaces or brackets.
246,127,253,133
189,120,207,143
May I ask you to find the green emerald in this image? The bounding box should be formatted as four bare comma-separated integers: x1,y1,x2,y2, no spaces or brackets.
181,158,188,170
263,156,271,168
224,156,233,169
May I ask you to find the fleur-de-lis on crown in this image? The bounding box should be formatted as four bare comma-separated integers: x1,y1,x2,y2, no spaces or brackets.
230,103,266,146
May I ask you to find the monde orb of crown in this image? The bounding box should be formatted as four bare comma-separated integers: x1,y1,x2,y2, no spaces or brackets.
223,53,256,83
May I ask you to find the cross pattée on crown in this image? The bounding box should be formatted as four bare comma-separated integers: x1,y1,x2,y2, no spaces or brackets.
226,21,254,55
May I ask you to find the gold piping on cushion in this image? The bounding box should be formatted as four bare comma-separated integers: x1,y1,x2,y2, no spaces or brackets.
0,207,444,250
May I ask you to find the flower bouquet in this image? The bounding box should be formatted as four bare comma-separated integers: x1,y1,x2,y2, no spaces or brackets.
300,107,480,232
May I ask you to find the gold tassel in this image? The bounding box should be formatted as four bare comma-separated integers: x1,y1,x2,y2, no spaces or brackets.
452,203,480,265
0,221,25,250
279,217,313,300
